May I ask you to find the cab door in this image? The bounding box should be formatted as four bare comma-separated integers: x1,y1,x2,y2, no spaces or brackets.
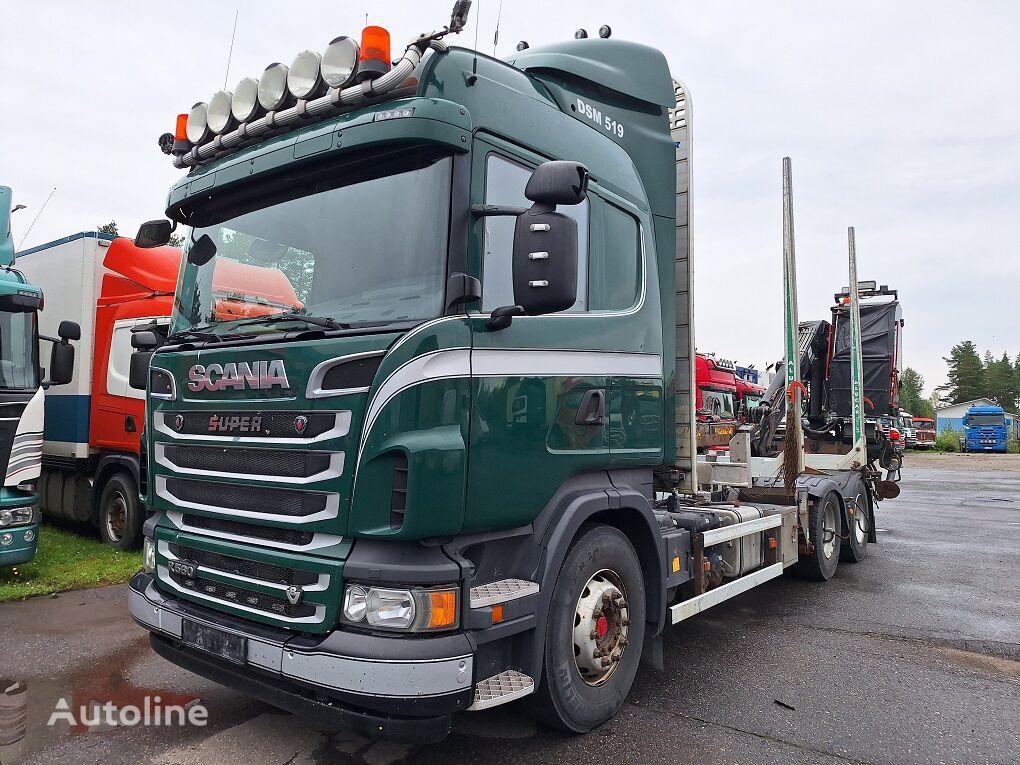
463,138,609,533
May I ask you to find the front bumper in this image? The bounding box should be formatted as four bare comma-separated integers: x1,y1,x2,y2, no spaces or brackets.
0,522,38,567
129,572,474,743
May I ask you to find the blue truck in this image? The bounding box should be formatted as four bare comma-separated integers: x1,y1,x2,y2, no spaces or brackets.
962,405,1008,453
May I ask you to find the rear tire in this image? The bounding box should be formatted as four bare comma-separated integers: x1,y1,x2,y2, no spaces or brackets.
530,524,646,733
795,491,841,580
98,473,142,551
840,488,869,563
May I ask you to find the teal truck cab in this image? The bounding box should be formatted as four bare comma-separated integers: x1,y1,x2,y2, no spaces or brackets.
0,186,77,566
127,3,893,742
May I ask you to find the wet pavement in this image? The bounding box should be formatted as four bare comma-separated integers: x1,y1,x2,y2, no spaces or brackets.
1,466,1017,765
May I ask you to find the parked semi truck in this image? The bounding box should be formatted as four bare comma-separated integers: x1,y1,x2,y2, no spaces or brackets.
127,3,896,742
912,416,935,449
17,234,303,549
0,187,77,567
962,404,1007,453
695,352,738,450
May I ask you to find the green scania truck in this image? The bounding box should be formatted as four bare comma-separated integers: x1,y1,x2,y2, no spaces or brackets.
127,3,895,742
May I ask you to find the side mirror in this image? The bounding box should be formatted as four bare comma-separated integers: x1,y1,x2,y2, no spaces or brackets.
58,320,81,341
134,219,173,248
48,341,75,386
129,350,153,391
129,331,159,391
510,206,581,315
524,161,589,207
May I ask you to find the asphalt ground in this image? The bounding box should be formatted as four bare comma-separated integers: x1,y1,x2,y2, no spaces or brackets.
1,461,1018,765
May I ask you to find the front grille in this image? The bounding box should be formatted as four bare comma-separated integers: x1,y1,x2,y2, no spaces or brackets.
181,514,314,546
168,543,319,586
168,571,316,619
167,478,329,517
162,445,332,478
165,411,336,439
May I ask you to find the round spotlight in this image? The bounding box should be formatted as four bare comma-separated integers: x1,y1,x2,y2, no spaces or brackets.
516,40,529,51
231,77,262,122
321,36,359,88
288,50,325,100
185,102,210,144
207,90,235,135
574,28,588,39
598,25,612,38
258,63,290,111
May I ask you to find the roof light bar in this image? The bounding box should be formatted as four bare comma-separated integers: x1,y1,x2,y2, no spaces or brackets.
167,1,474,169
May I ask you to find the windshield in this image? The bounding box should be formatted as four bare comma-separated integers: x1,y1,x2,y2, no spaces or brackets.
0,311,39,389
700,390,736,419
969,414,1004,427
173,148,453,334
742,394,763,410
915,419,934,429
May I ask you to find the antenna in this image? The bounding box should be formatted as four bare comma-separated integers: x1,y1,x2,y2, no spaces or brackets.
471,0,481,78
17,187,56,250
223,10,239,89
493,0,503,56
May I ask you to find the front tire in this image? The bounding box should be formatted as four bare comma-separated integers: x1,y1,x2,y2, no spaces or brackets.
530,524,646,733
98,473,142,551
795,491,841,580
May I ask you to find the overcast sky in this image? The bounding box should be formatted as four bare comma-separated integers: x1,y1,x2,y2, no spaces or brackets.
2,1,1018,396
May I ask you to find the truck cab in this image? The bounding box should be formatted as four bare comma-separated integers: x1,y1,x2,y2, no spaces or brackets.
962,405,1007,453
912,416,935,449
0,186,77,567
695,353,738,450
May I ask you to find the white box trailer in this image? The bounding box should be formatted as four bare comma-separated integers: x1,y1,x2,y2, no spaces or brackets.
16,232,114,461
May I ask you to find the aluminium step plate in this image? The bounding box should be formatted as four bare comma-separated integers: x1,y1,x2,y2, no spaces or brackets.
468,670,536,711
469,579,539,608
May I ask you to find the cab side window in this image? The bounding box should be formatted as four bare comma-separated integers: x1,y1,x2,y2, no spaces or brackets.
482,154,589,312
590,203,641,311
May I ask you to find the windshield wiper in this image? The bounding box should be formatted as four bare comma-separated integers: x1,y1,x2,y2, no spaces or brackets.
164,328,253,345
230,312,350,332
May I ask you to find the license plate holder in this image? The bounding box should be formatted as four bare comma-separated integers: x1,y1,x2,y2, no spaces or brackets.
182,620,247,665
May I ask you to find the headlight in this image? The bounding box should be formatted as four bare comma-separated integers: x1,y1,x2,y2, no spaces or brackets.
258,63,290,111
0,507,34,527
207,90,235,135
143,537,156,573
186,102,210,144
342,584,459,632
231,77,261,123
288,50,325,99
321,36,359,88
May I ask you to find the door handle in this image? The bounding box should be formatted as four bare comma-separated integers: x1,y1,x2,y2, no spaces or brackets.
575,389,606,426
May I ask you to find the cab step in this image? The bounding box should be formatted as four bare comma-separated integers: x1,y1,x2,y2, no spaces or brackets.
468,670,536,711
469,578,539,608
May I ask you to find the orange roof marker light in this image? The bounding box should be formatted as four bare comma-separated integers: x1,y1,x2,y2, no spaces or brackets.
357,26,391,82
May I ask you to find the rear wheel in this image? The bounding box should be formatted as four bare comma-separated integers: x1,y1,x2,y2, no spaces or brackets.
795,491,841,580
840,488,869,563
98,473,142,551
530,524,646,733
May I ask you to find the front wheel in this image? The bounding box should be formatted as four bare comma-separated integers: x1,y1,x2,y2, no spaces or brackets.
98,473,142,551
530,524,646,733
795,491,842,580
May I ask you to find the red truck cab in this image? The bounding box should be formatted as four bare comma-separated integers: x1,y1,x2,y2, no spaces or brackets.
695,353,739,451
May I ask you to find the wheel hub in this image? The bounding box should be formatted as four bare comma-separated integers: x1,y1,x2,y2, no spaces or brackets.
106,493,127,541
572,569,629,686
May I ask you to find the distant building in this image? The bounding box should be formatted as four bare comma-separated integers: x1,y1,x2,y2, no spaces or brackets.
935,398,1018,436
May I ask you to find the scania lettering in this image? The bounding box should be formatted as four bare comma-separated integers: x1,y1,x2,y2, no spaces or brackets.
187,360,289,392
127,4,898,743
